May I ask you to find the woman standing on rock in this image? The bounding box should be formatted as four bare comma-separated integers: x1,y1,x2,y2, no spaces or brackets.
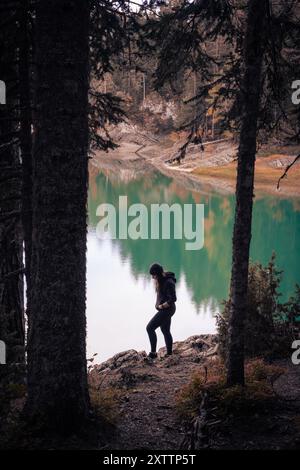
147,263,177,359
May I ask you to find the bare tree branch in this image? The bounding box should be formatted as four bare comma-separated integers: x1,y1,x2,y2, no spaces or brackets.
0,268,25,283
277,153,300,189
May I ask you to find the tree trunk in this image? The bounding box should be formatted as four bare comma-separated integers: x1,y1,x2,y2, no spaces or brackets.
26,0,90,432
0,2,25,382
226,0,268,387
19,0,33,303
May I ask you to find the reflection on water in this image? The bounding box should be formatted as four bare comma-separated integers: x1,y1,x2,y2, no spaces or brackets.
87,168,300,361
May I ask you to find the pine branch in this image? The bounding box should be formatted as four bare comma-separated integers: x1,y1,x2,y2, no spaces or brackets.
0,138,19,153
0,170,22,184
0,211,21,222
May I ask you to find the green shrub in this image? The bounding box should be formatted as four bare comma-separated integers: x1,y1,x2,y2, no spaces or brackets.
217,253,300,360
176,358,284,422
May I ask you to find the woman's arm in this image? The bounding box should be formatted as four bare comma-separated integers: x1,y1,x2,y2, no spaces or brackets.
158,280,176,309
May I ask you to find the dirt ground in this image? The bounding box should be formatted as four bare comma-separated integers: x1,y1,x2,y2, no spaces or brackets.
2,336,300,450
89,336,300,450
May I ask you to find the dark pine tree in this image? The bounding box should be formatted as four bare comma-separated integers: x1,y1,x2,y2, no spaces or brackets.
226,0,268,386
25,0,90,431
0,0,25,381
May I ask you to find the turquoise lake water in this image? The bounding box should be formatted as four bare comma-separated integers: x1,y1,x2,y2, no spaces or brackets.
87,169,300,361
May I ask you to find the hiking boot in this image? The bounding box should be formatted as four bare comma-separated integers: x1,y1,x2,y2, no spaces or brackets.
148,352,158,359
162,352,172,359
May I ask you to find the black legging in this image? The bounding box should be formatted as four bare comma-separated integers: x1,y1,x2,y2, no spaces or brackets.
146,308,175,355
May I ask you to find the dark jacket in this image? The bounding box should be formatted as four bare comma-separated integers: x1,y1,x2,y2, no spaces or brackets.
155,272,177,311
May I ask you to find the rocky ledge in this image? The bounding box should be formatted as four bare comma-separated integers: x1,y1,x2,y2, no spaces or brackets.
92,334,218,375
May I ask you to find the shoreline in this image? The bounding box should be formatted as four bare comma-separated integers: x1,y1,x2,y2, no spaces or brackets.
90,128,300,198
